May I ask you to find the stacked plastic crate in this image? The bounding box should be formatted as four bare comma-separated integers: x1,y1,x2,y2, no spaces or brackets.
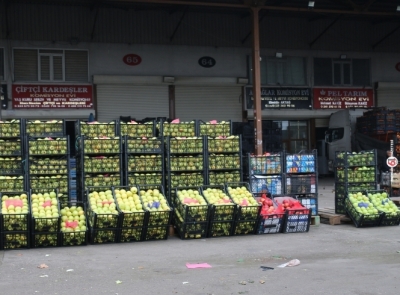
284,150,318,216
75,120,121,201
0,119,25,193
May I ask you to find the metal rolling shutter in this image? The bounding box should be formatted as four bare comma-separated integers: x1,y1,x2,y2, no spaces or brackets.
96,85,169,122
65,50,88,82
376,82,400,109
175,86,242,122
14,49,38,81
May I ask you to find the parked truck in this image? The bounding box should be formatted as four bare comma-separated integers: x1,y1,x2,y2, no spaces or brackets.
324,108,394,173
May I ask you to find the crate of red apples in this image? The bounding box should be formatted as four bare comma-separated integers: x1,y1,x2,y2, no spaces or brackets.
274,195,311,233
256,193,285,234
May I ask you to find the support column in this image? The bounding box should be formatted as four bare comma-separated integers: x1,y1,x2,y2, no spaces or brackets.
169,85,176,119
251,7,263,156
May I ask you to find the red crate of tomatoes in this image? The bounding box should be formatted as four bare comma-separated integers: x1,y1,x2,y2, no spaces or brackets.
274,195,311,233
256,193,285,234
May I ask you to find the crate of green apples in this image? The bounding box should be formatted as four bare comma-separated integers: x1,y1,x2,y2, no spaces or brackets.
59,201,88,246
114,186,147,229
0,157,23,174
29,156,68,175
160,120,196,137
174,188,209,223
83,155,121,173
0,138,23,156
84,174,122,188
86,187,120,229
30,190,60,233
201,185,236,222
26,120,65,137
199,120,231,137
1,232,30,250
28,137,69,155
89,228,119,244
168,137,204,154
126,137,163,153
169,172,204,187
128,173,163,187
169,155,203,171
127,155,162,172
120,120,155,137
208,171,241,185
345,192,383,227
173,210,208,240
335,150,376,167
0,176,25,192
207,136,240,153
0,119,23,138
80,137,121,154
366,190,400,226
0,191,30,231
208,154,241,170
226,183,261,221
77,120,117,138
29,175,69,195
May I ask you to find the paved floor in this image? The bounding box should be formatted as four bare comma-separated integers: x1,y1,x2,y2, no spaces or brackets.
1,177,399,295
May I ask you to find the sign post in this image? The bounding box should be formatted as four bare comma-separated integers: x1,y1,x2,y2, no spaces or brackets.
387,140,397,190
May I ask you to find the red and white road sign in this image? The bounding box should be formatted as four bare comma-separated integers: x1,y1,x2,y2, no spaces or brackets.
387,157,398,168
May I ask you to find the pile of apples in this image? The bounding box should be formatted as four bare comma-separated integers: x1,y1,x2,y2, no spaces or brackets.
114,187,146,228
85,174,122,187
126,137,162,153
26,120,63,136
0,119,21,137
209,154,240,170
336,151,375,167
169,137,203,153
208,171,241,185
60,205,87,246
29,137,68,155
0,157,22,173
207,136,240,153
176,188,208,222
83,137,121,154
274,196,307,215
120,121,154,137
29,157,68,174
170,172,204,187
140,188,171,226
88,189,119,228
79,121,116,138
84,155,121,173
258,194,283,217
367,191,400,217
174,210,207,239
31,191,60,232
162,121,196,137
199,120,231,137
202,187,235,221
227,185,259,220
30,175,69,193
1,193,29,231
170,155,203,171
0,139,22,155
128,155,162,172
348,192,379,216
0,176,25,191
128,173,163,186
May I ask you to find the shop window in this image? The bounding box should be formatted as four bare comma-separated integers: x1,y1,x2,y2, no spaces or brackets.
314,58,370,87
0,48,4,81
281,120,309,153
248,56,307,86
14,49,88,82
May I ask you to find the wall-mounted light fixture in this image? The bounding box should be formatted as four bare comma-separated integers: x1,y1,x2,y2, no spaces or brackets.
308,1,315,8
276,52,283,58
340,54,347,59
163,76,175,83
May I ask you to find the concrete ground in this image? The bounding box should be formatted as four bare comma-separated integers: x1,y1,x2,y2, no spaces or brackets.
1,177,399,295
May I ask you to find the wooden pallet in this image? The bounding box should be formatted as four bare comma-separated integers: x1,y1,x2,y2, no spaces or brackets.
318,208,352,225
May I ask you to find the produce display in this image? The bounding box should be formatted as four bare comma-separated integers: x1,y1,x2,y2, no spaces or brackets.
345,192,382,227
87,189,120,229
0,157,23,174
29,157,68,174
0,119,22,137
257,195,285,234
78,121,116,138
336,166,376,182
367,191,400,226
174,188,209,222
174,210,208,239
140,187,171,226
335,151,376,167
59,203,88,246
0,176,25,191
90,229,118,244
0,139,22,155
0,192,30,231
208,221,233,237
82,137,121,154
128,173,163,186
128,155,162,171
168,137,203,153
226,184,260,220
199,120,231,137
334,182,376,215
29,175,69,193
169,172,204,187
31,191,60,232
114,186,146,228
85,174,122,187
143,226,169,240
83,155,121,173
201,187,236,221
28,137,68,155
1,232,29,249
207,136,240,153
119,227,144,242
170,155,203,171
120,121,154,137
208,171,240,185
26,120,64,136
161,121,196,137
274,196,311,233
126,137,163,153
208,154,240,170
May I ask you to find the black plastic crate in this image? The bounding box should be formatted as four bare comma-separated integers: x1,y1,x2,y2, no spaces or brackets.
1,231,30,250
169,172,205,187
207,220,234,237
27,136,69,156
89,228,118,244
201,185,237,221
0,176,25,192
143,225,169,241
208,171,241,185
79,136,121,154
169,154,204,171
0,119,24,138
120,121,155,137
0,138,23,156
119,227,145,242
344,197,383,228
30,190,61,233
32,232,59,248
125,136,163,154
168,137,204,154
59,201,88,246
257,214,285,234
225,182,261,221
249,153,283,175
127,154,163,172
76,120,118,138
83,173,122,188
335,182,377,214
0,157,24,174
249,175,283,195
174,211,208,239
160,120,197,137
207,136,240,153
29,175,70,195
174,188,209,223
198,120,232,137
0,191,30,231
285,151,316,173
208,154,241,170
113,186,148,228
282,210,311,233
28,156,69,175
127,172,163,187
296,195,318,216
365,190,400,226
83,155,122,173
138,184,172,227
85,186,120,229
340,167,376,183
233,220,257,235
335,150,376,167
26,120,65,137
285,174,317,194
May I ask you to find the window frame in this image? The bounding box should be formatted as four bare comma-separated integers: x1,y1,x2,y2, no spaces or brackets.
38,51,65,82
332,59,352,86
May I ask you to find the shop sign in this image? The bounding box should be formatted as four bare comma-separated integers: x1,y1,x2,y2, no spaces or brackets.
313,88,374,109
198,56,216,68
123,54,142,66
244,86,312,110
12,85,93,109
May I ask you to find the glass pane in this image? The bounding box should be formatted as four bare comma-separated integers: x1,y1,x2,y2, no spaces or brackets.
333,63,341,85
290,140,308,153
353,59,370,86
314,58,332,86
281,121,289,140
343,63,351,84
286,57,306,85
40,56,50,80
53,56,63,80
